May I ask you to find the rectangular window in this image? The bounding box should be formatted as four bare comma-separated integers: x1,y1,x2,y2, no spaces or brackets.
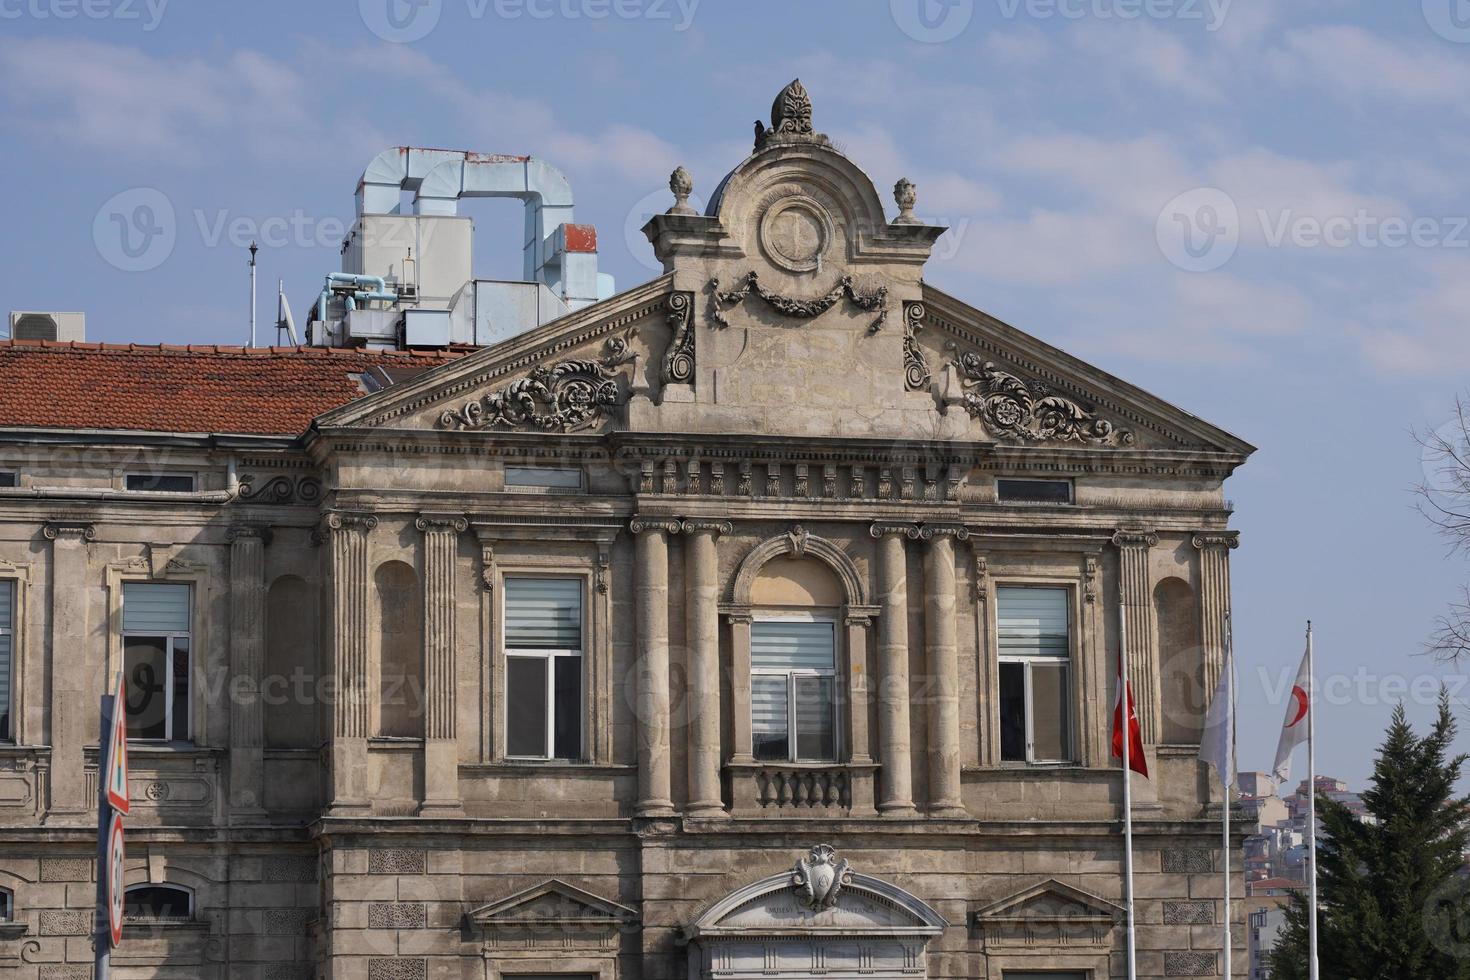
997,587,1072,764
504,466,583,491
504,578,583,760
0,581,10,742
997,478,1073,504
751,620,836,763
121,583,191,742
0,472,16,489
125,473,195,493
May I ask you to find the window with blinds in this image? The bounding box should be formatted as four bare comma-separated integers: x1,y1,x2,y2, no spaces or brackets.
0,581,11,742
751,620,836,763
997,587,1072,764
504,578,583,760
121,583,191,742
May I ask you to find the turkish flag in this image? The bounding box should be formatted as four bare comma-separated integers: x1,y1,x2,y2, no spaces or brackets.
1112,651,1149,778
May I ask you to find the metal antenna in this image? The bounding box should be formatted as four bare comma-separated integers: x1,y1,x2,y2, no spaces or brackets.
248,242,259,347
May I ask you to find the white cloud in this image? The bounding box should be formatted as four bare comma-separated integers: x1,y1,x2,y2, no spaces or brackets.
1270,26,1470,107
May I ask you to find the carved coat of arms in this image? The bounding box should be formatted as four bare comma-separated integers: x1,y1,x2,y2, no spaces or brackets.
792,844,852,912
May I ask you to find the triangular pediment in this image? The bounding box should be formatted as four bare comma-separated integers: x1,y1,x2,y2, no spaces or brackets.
466,879,636,930
974,878,1124,925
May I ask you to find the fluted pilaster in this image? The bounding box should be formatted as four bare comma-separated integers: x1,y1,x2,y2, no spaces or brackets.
1193,532,1239,704
325,512,375,811
1113,529,1160,744
417,514,467,815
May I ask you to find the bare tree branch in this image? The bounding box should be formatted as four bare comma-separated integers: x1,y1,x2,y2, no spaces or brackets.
1415,397,1470,661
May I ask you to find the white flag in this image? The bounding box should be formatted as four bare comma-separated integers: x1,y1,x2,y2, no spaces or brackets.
1273,640,1312,784
1199,631,1236,790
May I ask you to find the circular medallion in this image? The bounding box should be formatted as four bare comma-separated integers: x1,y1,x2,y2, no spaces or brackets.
759,197,834,273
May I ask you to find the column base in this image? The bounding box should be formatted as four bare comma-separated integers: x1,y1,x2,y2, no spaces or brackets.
326,799,373,817
686,802,728,819
636,800,677,818
878,802,920,818
418,800,465,818
928,804,970,819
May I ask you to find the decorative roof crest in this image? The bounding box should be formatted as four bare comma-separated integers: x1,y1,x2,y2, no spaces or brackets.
755,79,830,151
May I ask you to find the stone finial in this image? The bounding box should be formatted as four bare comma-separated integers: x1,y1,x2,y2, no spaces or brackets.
668,166,697,215
894,177,919,224
754,79,828,151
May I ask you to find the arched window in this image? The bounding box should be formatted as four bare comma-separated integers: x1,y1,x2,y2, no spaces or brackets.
1155,577,1203,745
124,884,193,922
750,557,843,763
375,561,424,738
265,575,319,749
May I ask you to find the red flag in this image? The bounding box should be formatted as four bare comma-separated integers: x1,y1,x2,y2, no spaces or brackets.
1112,652,1149,778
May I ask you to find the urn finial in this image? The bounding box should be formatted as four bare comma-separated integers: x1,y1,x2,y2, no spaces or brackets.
894,177,919,224
668,166,697,215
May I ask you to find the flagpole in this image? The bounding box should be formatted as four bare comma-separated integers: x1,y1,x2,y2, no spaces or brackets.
1120,599,1138,980
1307,622,1319,980
1223,613,1236,979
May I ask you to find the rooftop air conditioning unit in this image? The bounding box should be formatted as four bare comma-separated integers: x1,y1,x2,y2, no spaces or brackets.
8,311,85,342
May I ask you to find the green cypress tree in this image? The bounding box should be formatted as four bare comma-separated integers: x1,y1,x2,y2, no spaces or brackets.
1269,694,1470,979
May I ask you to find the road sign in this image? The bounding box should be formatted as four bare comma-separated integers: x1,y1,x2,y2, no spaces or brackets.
105,808,125,947
105,672,129,815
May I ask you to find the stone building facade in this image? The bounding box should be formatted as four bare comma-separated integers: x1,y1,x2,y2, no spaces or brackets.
0,82,1253,979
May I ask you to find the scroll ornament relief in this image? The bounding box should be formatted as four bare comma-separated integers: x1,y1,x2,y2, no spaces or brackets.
438,334,636,432
953,351,1135,446
710,271,889,333
661,291,695,384
903,302,931,391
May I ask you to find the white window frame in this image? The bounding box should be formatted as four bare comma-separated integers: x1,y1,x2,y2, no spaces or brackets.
121,585,193,743
502,577,585,762
997,586,1074,766
750,612,840,764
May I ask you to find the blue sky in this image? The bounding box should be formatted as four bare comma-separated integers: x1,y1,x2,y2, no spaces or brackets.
1,0,1467,788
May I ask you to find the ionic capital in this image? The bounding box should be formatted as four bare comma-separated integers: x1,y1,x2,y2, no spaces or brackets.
629,515,682,536
680,518,733,537
322,512,379,533
1192,531,1240,551
869,522,921,540
226,525,273,546
919,523,970,542
415,513,469,534
43,521,95,542
1111,528,1159,550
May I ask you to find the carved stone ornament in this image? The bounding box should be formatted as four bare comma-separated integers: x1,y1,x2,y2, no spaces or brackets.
438,334,636,432
791,844,852,912
238,474,323,506
661,291,695,385
787,525,812,557
953,351,1135,446
903,302,931,391
710,271,889,333
894,177,920,224
870,522,921,540
668,166,697,216
754,79,829,151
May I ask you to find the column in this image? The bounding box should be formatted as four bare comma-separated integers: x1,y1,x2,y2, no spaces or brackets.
923,525,967,818
727,613,754,766
44,522,94,821
682,519,729,817
227,526,267,817
1193,532,1239,705
417,514,467,816
325,512,375,814
631,517,677,817
1113,529,1161,743
870,523,918,816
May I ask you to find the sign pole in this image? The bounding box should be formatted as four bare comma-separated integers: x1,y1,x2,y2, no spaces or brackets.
94,690,112,980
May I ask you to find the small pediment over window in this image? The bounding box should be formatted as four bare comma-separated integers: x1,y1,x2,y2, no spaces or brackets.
466,879,637,933
972,878,1122,950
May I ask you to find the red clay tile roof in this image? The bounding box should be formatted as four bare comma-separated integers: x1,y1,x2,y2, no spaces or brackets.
0,340,468,436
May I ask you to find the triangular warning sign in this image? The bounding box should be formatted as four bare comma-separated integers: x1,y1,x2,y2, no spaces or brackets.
106,671,129,815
